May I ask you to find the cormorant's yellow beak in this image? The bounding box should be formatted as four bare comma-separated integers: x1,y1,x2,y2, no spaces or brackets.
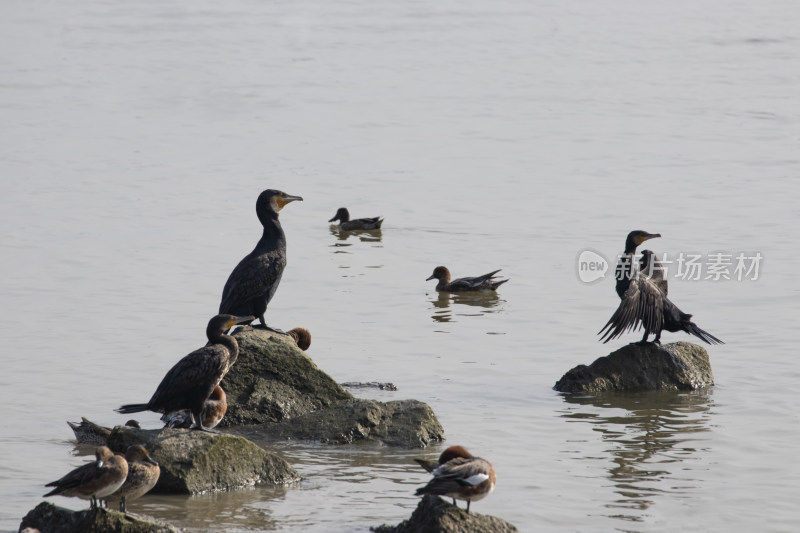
276,194,303,209
637,233,661,245
227,315,255,329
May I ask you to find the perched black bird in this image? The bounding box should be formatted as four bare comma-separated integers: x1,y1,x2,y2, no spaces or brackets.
220,189,303,331
426,266,508,292
328,207,383,230
116,314,253,432
598,231,723,345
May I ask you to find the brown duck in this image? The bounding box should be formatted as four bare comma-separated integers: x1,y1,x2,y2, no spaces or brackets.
426,266,508,292
414,445,496,513
328,207,383,230
44,446,128,508
161,384,227,430
104,445,160,513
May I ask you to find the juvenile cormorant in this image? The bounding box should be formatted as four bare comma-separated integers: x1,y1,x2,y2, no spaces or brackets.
116,314,253,432
414,445,496,513
426,266,508,292
328,207,383,230
598,230,723,345
219,189,303,331
44,446,128,509
160,385,227,430
104,445,160,513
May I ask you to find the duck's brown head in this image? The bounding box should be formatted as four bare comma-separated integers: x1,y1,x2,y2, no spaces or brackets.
426,266,451,283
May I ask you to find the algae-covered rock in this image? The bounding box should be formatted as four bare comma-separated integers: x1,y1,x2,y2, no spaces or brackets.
372,495,518,533
555,342,714,393
19,501,178,533
106,425,299,494
220,328,445,448
272,399,445,447
221,328,352,425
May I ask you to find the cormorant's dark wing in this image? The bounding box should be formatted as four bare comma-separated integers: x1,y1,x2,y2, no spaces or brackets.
219,250,286,314
147,345,229,410
639,250,668,295
599,273,665,343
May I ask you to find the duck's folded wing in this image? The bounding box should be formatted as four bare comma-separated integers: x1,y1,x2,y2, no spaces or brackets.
460,269,501,289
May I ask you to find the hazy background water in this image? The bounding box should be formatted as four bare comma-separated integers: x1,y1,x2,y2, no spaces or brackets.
1,0,799,531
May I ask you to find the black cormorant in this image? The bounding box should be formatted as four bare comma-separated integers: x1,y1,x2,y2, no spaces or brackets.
426,266,508,292
598,230,723,345
328,207,383,230
219,189,303,331
116,314,253,431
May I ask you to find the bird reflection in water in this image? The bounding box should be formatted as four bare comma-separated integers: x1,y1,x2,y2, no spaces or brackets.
559,391,713,523
329,226,383,245
430,291,503,323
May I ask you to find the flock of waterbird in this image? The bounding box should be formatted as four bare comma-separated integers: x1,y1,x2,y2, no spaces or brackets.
44,190,721,518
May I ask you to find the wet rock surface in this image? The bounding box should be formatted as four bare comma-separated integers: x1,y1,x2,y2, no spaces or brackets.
555,342,714,393
106,426,299,494
19,502,179,533
220,328,445,448
372,495,519,533
269,398,444,447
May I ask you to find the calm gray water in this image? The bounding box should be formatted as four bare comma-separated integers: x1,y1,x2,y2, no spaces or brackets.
2,0,799,531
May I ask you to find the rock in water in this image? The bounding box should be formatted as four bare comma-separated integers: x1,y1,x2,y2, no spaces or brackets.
220,328,445,448
372,494,518,533
106,426,299,494
19,502,179,533
271,398,444,448
555,342,714,393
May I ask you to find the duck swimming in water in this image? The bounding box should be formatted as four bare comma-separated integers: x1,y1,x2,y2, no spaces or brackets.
598,230,723,345
161,385,227,430
219,189,303,332
414,445,496,513
67,418,141,446
116,314,253,432
44,446,128,509
426,266,508,292
104,445,160,513
328,207,383,231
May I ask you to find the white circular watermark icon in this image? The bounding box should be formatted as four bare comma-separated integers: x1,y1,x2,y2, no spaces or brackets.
576,249,609,284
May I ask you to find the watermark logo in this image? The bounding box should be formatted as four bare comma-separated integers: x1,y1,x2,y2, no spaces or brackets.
576,249,609,284
576,249,763,284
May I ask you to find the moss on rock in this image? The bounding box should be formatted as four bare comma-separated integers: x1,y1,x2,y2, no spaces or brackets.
106,426,299,494
20,502,179,533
